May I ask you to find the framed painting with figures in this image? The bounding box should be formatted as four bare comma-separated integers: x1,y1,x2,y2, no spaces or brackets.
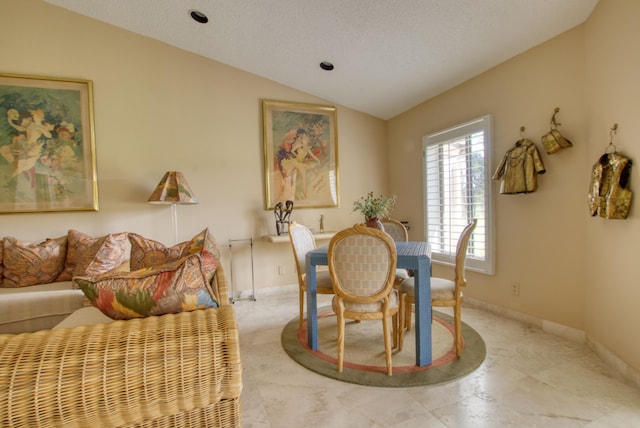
262,99,339,209
0,73,98,213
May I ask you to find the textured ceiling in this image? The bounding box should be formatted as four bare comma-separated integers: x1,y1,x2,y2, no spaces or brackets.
43,0,598,120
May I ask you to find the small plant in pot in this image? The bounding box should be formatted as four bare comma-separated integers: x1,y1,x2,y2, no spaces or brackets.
352,192,397,230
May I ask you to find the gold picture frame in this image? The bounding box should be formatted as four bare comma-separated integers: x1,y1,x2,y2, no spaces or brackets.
262,99,339,209
0,73,98,213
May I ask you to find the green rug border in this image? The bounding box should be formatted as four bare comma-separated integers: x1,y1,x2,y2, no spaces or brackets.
281,309,486,387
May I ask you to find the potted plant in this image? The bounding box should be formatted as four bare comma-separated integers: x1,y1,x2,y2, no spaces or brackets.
352,192,397,230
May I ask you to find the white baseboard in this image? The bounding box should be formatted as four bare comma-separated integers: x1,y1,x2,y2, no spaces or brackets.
464,297,543,329
233,283,297,300
464,297,639,391
586,336,640,391
542,319,586,343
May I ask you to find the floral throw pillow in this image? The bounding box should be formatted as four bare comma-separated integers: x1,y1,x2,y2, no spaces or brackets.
56,229,100,281
181,228,221,260
181,228,221,295
128,233,187,271
75,253,218,320
128,229,221,298
2,236,67,288
73,232,130,280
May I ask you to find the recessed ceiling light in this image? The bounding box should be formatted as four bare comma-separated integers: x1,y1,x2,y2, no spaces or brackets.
189,10,208,24
320,61,334,71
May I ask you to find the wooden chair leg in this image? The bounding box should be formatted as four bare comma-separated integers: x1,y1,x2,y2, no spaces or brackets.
336,308,345,373
398,293,406,351
454,303,463,357
299,288,305,330
392,312,398,349
382,315,392,376
405,297,413,331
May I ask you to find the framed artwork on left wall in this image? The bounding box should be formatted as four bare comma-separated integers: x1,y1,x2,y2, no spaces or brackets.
0,73,98,213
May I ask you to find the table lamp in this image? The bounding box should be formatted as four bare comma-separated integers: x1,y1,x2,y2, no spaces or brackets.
147,171,198,243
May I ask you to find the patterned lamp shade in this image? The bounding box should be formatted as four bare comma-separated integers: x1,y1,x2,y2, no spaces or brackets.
147,171,198,204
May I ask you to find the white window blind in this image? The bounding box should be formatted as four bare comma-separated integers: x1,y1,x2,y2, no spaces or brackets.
423,115,494,274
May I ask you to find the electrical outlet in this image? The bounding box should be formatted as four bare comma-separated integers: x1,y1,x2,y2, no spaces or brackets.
511,283,520,296
278,265,286,275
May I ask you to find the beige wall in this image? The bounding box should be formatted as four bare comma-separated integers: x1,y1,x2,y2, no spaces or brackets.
0,0,388,289
582,0,640,375
3,0,638,374
388,0,639,372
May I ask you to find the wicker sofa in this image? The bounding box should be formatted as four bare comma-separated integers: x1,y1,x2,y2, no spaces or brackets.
0,232,242,427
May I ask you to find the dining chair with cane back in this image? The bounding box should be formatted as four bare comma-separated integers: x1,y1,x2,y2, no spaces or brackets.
380,217,409,242
380,217,410,287
328,224,400,375
398,219,477,357
289,221,335,329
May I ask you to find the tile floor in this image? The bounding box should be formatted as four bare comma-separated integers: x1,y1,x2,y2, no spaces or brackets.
234,289,640,427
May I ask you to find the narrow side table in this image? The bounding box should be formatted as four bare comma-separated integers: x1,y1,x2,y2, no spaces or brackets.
228,238,256,302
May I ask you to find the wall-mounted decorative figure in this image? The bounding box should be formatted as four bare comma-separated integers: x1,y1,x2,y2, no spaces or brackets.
588,124,632,219
493,127,546,194
541,107,573,154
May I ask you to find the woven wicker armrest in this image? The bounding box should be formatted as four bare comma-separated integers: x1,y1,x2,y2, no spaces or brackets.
215,263,232,306
0,304,242,427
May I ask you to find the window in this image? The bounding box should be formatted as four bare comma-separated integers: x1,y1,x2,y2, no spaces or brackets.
423,115,494,274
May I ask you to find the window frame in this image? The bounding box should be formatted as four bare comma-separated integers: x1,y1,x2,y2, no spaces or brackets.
422,114,494,275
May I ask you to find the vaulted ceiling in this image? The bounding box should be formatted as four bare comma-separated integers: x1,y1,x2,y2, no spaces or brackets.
43,0,599,119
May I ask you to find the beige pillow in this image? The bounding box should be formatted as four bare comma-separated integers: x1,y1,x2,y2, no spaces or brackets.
2,236,67,288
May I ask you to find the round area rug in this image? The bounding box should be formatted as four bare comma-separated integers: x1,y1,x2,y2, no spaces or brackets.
281,308,486,387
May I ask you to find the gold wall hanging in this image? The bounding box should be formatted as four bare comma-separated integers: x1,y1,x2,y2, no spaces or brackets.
587,124,633,219
493,126,546,194
541,107,573,154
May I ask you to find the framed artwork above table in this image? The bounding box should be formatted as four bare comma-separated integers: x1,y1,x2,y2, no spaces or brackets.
262,99,339,210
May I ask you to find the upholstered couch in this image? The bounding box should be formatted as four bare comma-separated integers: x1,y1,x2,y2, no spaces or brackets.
0,232,90,334
0,229,242,427
0,280,86,334
0,229,220,333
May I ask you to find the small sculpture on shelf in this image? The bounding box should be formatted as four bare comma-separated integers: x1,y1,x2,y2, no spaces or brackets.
274,200,294,235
